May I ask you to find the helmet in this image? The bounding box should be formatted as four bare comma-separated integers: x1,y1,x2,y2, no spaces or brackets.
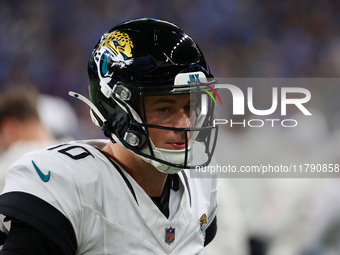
74,18,218,174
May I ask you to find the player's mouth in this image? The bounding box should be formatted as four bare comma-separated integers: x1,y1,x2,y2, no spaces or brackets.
167,142,187,150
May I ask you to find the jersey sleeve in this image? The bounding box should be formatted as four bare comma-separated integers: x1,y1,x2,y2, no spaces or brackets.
0,212,72,255
0,147,82,254
205,175,218,246
204,215,217,246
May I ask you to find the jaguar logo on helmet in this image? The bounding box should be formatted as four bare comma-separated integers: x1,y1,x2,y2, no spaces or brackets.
98,31,134,62
93,31,135,94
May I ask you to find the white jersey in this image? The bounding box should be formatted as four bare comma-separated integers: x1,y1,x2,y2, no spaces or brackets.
0,140,217,254
0,139,57,190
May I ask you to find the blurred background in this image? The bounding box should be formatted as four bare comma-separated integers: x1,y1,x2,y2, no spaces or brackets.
1,0,340,254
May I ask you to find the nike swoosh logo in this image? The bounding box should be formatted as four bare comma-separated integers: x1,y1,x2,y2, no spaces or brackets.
32,160,50,182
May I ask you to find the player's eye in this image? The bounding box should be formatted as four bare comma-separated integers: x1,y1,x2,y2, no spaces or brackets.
185,105,193,115
158,107,169,113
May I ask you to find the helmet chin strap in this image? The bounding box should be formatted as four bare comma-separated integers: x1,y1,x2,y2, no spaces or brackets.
69,91,192,174
140,139,193,174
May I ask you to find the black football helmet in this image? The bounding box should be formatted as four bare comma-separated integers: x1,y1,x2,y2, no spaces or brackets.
70,18,218,173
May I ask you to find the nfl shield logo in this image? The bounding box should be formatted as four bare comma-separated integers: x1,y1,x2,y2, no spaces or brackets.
165,226,175,244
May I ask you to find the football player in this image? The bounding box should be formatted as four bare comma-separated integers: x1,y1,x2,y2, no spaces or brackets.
0,18,219,254
0,85,57,188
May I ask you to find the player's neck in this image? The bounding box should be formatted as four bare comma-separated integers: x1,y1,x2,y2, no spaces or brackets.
102,142,168,197
19,121,55,142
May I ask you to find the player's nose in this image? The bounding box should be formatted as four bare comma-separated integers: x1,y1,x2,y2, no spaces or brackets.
173,110,190,129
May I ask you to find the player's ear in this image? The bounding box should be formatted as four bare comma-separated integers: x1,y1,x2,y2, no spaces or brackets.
0,117,17,135
0,117,18,150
